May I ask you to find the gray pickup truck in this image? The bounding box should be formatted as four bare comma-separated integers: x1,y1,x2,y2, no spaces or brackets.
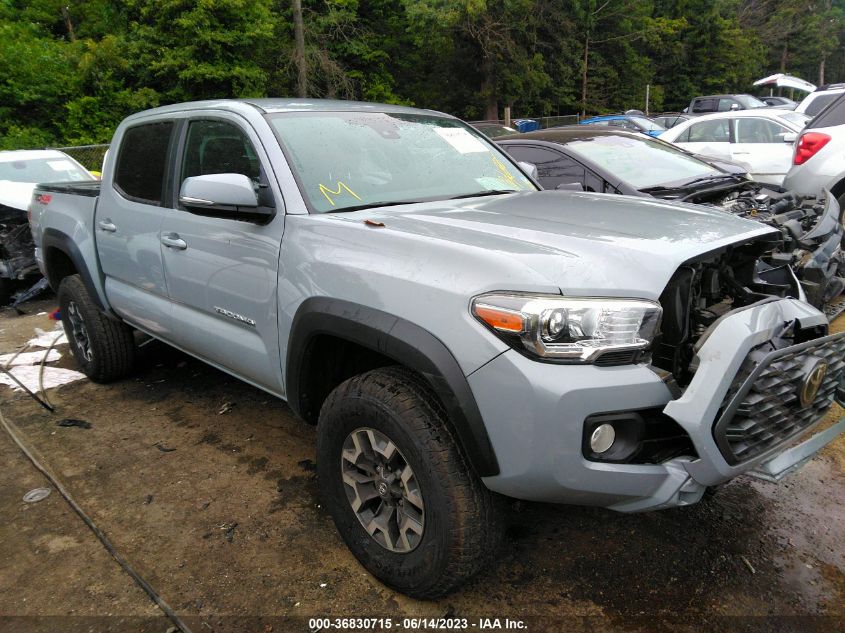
29,99,845,598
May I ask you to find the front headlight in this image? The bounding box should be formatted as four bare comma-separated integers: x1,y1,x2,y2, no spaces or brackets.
471,293,662,363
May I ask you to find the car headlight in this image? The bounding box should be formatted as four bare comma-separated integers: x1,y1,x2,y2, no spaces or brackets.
471,293,662,363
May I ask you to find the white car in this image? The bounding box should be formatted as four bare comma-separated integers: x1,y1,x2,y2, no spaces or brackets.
0,149,94,212
659,109,810,186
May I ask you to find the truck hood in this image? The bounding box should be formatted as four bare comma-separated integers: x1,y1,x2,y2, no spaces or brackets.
0,181,36,212
340,190,779,299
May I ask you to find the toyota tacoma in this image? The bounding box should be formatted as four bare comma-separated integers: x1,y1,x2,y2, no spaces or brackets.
28,99,845,598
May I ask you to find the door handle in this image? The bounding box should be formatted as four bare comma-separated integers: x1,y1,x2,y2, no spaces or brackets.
161,233,187,250
97,219,116,232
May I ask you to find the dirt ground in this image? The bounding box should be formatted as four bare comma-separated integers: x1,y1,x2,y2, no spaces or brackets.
1,298,844,632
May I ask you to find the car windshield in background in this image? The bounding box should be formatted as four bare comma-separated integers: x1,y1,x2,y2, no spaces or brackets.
565,134,720,189
630,116,666,132
0,157,91,183
476,124,519,138
268,112,535,213
737,95,768,109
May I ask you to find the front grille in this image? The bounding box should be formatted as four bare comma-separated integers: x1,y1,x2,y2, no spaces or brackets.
713,332,845,465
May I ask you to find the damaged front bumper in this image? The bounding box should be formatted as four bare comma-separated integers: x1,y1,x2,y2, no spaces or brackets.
0,204,38,283
473,298,845,512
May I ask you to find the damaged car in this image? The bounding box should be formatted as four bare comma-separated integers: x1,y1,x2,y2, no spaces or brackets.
497,127,845,315
0,150,95,304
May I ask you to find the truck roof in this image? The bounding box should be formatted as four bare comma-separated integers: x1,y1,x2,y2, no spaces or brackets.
123,98,452,120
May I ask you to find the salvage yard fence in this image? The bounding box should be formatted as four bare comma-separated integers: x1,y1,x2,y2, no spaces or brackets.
470,114,582,129
49,144,110,174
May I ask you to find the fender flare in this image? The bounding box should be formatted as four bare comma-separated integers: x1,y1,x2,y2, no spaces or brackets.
41,228,106,311
286,297,500,477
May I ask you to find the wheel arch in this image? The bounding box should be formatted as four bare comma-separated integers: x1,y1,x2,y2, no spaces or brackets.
286,297,500,477
42,228,106,311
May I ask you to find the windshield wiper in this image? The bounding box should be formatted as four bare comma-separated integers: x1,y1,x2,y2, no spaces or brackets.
639,174,741,194
324,199,431,213
448,189,520,200
324,189,520,213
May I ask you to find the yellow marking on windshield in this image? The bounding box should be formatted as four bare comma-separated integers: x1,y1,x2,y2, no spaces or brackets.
492,156,520,188
319,181,363,206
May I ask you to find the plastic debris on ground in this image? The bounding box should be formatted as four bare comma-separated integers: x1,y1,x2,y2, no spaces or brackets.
57,418,91,429
0,350,61,366
0,323,83,392
27,325,68,348
22,488,51,503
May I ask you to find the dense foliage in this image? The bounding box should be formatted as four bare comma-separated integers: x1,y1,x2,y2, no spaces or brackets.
1,0,843,148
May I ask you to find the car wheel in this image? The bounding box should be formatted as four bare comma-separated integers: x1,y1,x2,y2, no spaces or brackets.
316,366,503,598
0,278,13,306
57,274,135,382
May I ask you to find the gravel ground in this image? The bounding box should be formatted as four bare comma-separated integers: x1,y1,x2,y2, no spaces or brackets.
1,299,844,632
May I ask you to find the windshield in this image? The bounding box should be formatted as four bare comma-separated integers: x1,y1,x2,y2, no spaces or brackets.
0,156,92,183
268,112,535,213
477,124,519,138
736,95,768,109
565,134,721,189
630,116,666,132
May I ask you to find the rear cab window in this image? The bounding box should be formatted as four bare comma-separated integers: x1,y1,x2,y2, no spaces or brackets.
113,121,175,206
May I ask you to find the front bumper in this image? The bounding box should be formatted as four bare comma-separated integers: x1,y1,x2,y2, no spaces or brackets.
472,297,845,512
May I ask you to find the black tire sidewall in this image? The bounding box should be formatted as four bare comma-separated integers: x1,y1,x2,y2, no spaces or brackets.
317,388,455,594
58,277,99,376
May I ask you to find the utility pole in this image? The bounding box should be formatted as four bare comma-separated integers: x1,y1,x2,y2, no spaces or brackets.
292,0,307,98
645,84,650,116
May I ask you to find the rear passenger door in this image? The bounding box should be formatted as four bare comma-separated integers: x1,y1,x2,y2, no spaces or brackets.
160,114,286,394
97,119,175,337
731,117,795,184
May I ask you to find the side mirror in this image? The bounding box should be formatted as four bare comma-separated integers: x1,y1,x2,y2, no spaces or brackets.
518,161,539,180
729,103,741,111
179,173,264,216
782,132,798,143
555,182,584,192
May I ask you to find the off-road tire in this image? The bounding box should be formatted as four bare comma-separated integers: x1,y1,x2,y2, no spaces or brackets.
57,274,135,382
0,278,13,306
316,366,503,599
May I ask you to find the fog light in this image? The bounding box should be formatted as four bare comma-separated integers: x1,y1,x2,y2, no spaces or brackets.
590,423,615,453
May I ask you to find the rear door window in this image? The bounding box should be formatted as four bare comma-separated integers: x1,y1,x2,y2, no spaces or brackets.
805,93,842,117
692,98,717,113
114,121,174,205
685,119,731,143
807,93,845,127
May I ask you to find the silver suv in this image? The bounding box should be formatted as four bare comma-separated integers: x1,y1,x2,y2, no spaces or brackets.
784,92,845,211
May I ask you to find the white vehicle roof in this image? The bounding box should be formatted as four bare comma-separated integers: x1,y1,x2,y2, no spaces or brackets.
0,149,93,211
0,149,74,163
660,108,807,141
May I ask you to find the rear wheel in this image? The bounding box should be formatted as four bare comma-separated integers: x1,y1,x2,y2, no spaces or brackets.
0,278,13,306
57,274,135,382
316,366,503,598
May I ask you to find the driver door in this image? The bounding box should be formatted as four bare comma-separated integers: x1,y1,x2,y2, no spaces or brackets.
160,114,286,393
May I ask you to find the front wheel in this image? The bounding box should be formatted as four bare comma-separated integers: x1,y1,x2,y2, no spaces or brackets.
316,367,503,599
57,274,136,382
